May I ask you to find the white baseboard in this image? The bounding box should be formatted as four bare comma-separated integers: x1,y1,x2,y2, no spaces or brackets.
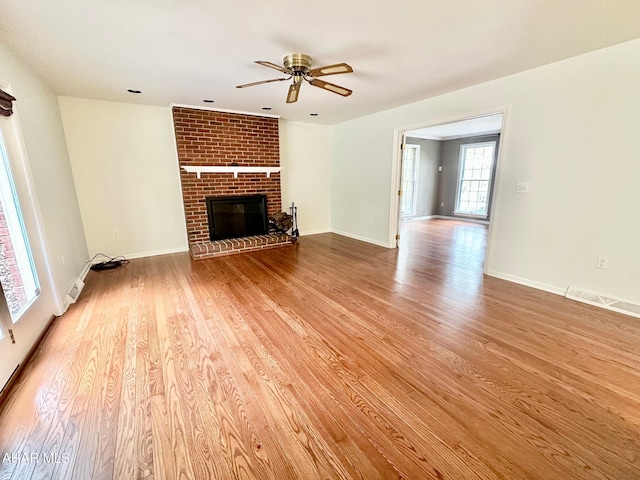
565,286,640,319
299,228,331,236
402,215,435,222
331,229,392,248
432,215,490,225
61,260,93,313
78,260,92,281
87,247,189,263
484,270,566,296
122,246,189,260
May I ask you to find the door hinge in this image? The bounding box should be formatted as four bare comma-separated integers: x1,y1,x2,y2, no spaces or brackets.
8,329,16,344
395,234,401,240
400,143,405,151
398,189,402,196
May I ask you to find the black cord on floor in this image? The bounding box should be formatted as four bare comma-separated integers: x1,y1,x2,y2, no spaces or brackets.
89,252,130,271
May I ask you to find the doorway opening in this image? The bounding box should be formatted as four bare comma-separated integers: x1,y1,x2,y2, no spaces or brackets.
391,108,507,273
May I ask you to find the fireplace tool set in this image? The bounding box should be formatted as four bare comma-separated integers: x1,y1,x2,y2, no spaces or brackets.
290,202,299,240
269,202,299,241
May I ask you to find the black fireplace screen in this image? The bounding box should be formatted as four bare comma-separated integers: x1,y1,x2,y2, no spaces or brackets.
205,195,268,241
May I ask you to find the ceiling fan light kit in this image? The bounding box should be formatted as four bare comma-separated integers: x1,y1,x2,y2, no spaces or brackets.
237,53,353,104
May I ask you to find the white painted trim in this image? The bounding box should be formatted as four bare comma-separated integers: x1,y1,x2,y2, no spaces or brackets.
299,228,331,236
119,247,189,260
482,106,510,276
484,270,566,296
454,140,497,216
402,144,420,216
169,109,190,250
388,129,404,247
170,103,280,119
394,107,509,134
1,100,65,316
452,212,489,221
63,276,84,310
491,277,640,319
431,215,489,225
565,286,640,319
401,215,436,222
60,254,92,314
77,261,92,283
407,129,501,141
331,229,393,248
88,246,189,263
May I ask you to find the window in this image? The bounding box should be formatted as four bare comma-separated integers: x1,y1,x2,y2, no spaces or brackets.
454,141,496,217
401,144,419,217
0,127,40,321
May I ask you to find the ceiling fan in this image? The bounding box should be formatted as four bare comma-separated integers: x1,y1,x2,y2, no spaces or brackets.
236,53,353,104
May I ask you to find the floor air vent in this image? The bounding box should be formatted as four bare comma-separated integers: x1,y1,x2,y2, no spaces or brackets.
565,286,640,319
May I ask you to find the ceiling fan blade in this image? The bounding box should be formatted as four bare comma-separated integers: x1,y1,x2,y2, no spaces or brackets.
308,63,353,77
286,82,301,103
309,79,352,97
255,61,292,75
236,77,290,89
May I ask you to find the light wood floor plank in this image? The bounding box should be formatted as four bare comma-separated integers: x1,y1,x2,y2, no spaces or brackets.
1,219,639,479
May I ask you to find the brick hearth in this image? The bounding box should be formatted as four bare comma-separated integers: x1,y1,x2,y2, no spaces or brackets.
172,107,291,259
189,233,292,259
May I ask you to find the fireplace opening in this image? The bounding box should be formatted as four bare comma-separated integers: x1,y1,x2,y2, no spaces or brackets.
206,194,268,241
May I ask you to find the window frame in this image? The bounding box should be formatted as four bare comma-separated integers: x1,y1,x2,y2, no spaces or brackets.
0,111,41,322
454,141,496,219
400,144,420,218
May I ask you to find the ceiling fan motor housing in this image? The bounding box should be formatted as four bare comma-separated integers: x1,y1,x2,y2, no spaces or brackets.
284,53,312,74
236,53,352,103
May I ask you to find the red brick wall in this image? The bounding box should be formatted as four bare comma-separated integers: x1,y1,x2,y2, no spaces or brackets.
172,107,282,244
0,200,27,314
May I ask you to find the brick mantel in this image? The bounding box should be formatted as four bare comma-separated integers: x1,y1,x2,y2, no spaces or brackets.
172,107,288,258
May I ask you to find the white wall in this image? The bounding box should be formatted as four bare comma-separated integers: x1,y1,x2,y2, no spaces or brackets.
0,42,88,358
58,100,333,256
331,114,395,246
279,121,331,235
58,97,188,259
332,38,640,303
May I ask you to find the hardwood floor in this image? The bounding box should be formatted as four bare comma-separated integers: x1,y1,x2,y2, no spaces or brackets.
1,218,639,479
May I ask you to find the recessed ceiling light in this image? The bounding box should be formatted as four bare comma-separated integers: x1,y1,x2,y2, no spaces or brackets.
262,107,272,111
310,113,319,116
127,89,142,94
203,99,214,103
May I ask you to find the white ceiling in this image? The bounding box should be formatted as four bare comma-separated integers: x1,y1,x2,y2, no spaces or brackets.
2,1,640,125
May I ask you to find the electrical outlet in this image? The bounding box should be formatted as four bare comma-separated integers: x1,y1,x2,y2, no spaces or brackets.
516,182,530,193
596,256,609,269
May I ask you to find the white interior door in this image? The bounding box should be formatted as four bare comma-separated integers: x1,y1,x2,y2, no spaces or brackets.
0,282,20,390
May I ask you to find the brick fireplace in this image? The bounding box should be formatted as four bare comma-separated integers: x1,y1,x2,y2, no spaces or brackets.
172,107,291,259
